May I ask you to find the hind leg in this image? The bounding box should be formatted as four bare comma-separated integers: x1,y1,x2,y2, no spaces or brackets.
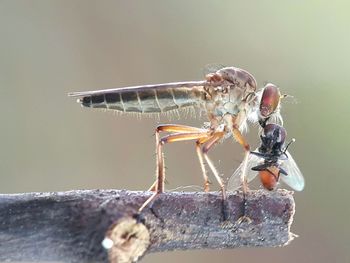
138,124,211,214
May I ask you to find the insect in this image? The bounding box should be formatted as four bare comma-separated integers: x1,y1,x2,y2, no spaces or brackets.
68,66,284,218
227,123,305,192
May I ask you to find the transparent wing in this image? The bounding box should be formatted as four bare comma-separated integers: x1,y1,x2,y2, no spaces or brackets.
279,151,305,191
227,149,262,191
68,80,210,97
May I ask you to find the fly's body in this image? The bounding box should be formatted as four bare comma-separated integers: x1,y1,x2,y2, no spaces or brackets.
70,67,265,135
69,66,286,219
228,123,305,192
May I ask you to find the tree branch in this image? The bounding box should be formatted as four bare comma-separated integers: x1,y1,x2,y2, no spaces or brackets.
0,189,295,262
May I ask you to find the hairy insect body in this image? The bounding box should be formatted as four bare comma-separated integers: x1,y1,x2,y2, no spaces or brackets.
69,66,299,220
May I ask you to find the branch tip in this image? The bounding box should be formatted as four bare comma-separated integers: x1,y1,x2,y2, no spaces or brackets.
106,217,150,263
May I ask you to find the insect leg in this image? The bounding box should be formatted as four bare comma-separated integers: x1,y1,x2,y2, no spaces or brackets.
138,125,210,214
193,131,226,193
148,125,208,192
231,124,251,194
251,163,271,171
195,142,210,192
229,119,252,224
155,124,210,192
279,167,288,176
156,124,207,134
147,180,158,192
200,132,229,220
200,132,225,196
156,132,211,191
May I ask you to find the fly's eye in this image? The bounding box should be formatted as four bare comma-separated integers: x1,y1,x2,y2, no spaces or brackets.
263,124,286,144
260,83,281,117
263,123,277,136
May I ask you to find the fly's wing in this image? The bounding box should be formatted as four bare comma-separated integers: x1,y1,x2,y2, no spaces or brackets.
227,149,262,191
279,150,305,191
68,81,209,97
68,80,220,114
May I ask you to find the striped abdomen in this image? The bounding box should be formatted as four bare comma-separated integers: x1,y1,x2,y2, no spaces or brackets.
79,88,203,113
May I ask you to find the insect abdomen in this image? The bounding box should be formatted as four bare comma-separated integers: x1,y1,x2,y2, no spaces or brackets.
259,167,279,191
79,88,202,113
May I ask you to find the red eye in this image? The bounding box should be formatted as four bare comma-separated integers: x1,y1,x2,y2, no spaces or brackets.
260,83,281,117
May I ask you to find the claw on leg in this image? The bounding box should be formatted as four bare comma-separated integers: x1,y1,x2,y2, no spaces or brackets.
236,215,252,225
203,182,210,192
235,190,252,225
133,212,146,224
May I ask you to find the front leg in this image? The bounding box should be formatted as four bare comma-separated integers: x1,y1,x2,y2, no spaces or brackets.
231,124,251,195
226,115,252,224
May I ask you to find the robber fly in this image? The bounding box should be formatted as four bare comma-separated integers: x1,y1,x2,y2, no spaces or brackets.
69,66,284,217
227,123,305,192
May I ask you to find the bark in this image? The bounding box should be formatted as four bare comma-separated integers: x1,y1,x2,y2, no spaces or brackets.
0,189,295,262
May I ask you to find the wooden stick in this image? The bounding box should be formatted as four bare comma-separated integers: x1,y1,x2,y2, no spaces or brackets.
0,189,295,263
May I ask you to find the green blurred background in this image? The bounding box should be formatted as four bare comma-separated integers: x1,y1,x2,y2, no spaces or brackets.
1,1,349,262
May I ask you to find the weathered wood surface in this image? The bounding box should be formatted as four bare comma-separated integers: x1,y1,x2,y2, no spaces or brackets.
0,189,295,262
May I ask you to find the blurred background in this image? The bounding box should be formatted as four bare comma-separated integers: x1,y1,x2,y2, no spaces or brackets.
1,1,349,262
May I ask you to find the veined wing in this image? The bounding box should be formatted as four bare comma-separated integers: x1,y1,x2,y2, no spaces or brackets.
68,80,216,114
68,81,210,97
279,150,305,191
227,148,262,191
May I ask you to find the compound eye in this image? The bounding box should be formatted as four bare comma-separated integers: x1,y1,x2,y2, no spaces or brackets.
263,123,277,137
260,83,281,117
263,124,286,144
